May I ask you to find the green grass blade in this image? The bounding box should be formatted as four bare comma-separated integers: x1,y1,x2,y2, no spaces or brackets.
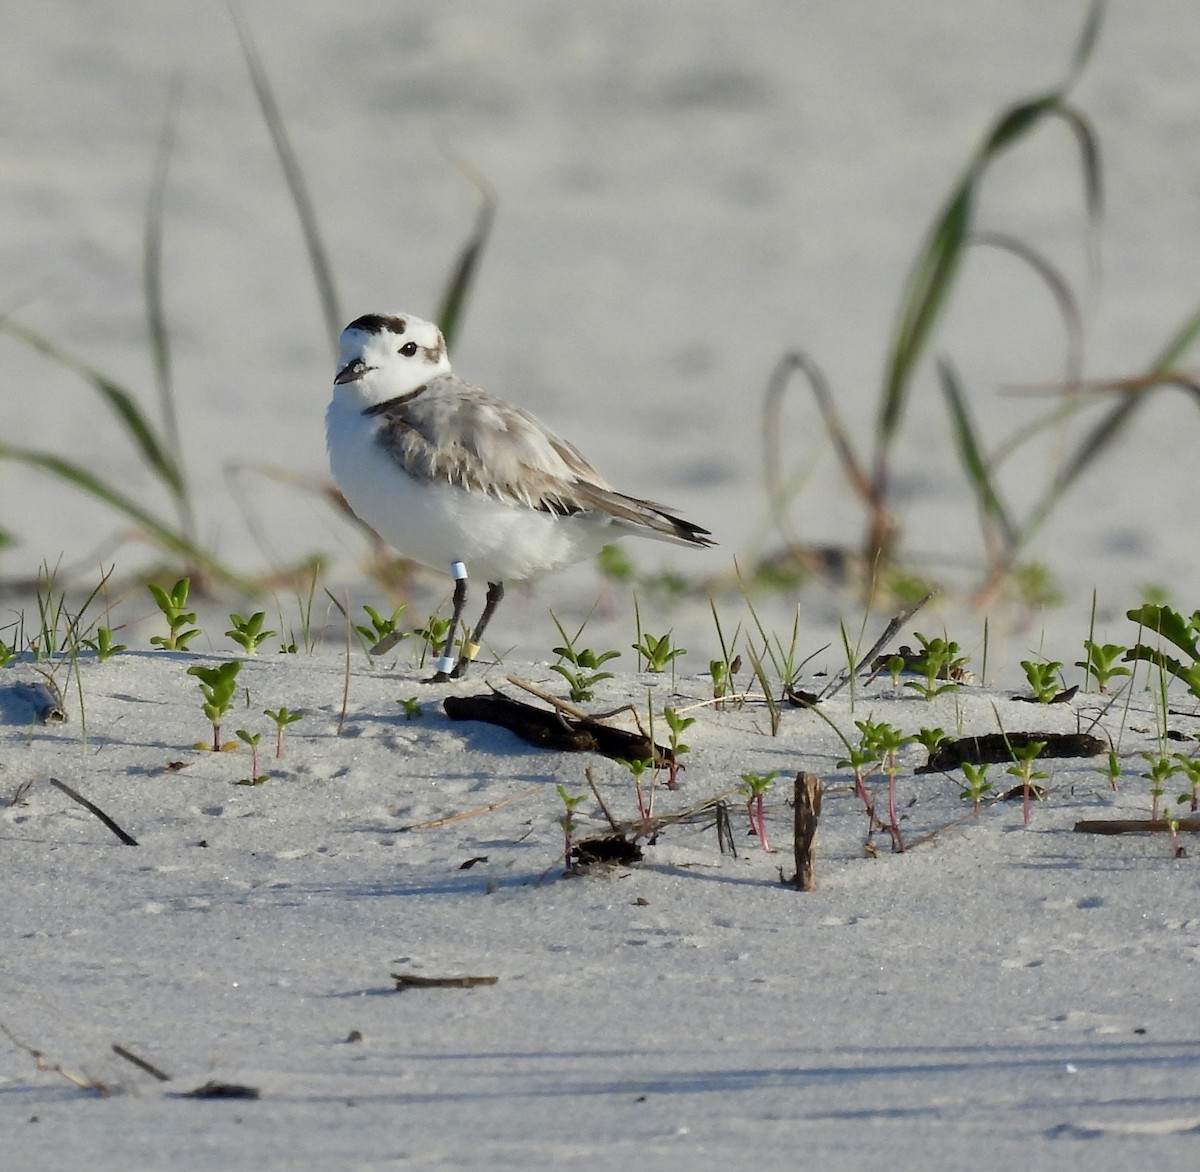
937,359,1017,550
874,2,1104,487
1150,303,1200,373
143,82,194,537
230,2,341,353
0,442,252,589
435,168,496,351
877,184,972,460
1,320,184,500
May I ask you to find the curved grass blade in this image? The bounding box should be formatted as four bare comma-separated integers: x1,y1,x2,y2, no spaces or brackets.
872,1,1104,518
0,443,252,589
1,320,184,502
229,2,341,353
435,164,497,351
937,358,1017,552
144,81,192,537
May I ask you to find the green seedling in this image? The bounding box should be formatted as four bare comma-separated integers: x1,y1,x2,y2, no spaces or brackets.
397,696,422,720
915,726,948,755
0,635,15,668
1075,640,1131,694
739,771,778,852
234,729,268,785
615,756,653,822
632,631,685,674
226,611,276,655
355,603,407,654
149,578,201,651
1020,658,1064,703
662,706,695,790
550,613,620,703
263,706,304,758
959,762,993,811
903,633,967,700
1172,753,1200,813
1141,751,1179,823
187,660,242,751
415,614,453,662
858,718,913,852
81,626,127,661
556,784,588,870
1101,749,1122,791
1006,738,1049,826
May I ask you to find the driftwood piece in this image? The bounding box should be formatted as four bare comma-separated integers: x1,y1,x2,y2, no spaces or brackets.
788,771,823,891
1074,818,1200,835
443,692,673,764
391,973,499,990
917,732,1105,774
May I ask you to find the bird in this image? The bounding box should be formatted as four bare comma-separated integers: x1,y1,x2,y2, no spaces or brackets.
326,312,715,681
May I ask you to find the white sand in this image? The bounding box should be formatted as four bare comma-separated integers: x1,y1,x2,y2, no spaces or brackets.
4,2,1200,1168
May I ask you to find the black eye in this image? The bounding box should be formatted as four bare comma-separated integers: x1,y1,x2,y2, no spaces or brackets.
399,342,418,357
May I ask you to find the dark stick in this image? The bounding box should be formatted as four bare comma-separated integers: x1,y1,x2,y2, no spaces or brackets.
1074,818,1200,835
111,1043,171,1081
49,778,138,846
790,771,823,891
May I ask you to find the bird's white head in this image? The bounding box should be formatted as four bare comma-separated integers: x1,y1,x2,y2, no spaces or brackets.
333,312,451,406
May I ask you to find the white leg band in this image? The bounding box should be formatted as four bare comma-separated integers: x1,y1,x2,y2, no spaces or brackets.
451,560,468,580
435,655,457,675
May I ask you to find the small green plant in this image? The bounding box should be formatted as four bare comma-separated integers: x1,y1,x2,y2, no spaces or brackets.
81,626,127,661
397,696,422,720
234,729,268,785
263,706,304,758
1075,640,1131,694
187,660,242,751
1141,751,1178,823
549,613,620,703
226,611,276,655
355,603,407,653
858,719,913,852
149,578,201,651
632,631,685,674
739,771,778,852
1006,738,1049,826
662,706,695,790
1172,753,1200,813
959,762,993,811
556,784,587,870
415,613,453,663
914,726,948,755
0,633,15,668
615,756,653,821
903,633,967,700
1101,749,1122,791
1020,658,1063,703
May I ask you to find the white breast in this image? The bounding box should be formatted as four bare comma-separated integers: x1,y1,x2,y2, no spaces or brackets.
325,396,617,583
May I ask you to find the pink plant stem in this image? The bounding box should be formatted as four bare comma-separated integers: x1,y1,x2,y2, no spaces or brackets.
635,778,648,822
212,723,221,754
1023,779,1031,826
276,730,284,759
752,795,771,852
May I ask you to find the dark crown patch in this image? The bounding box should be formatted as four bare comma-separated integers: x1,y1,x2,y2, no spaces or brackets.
346,313,406,336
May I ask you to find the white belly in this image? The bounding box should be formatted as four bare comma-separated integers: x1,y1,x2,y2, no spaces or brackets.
326,399,615,583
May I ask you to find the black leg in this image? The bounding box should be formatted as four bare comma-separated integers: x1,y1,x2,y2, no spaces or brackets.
450,581,505,679
428,575,468,683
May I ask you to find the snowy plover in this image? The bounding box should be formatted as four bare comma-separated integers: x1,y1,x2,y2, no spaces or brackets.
326,312,714,681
